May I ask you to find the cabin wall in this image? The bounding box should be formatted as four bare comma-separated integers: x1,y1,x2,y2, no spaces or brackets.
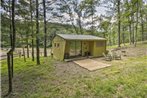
93,40,106,57
65,41,70,55
52,36,66,60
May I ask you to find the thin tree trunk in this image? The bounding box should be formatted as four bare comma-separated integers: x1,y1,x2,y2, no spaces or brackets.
31,33,35,61
126,0,132,45
7,53,12,94
23,47,26,62
43,0,47,57
131,14,135,44
140,6,144,42
122,26,125,46
36,0,40,65
103,32,106,38
78,12,83,34
8,6,14,78
146,17,147,40
11,53,13,77
112,33,115,45
134,0,139,47
66,1,78,34
30,0,34,61
91,0,94,35
70,14,78,33
26,32,29,58
72,22,78,34
117,0,121,47
128,19,132,45
7,0,16,94
109,31,112,46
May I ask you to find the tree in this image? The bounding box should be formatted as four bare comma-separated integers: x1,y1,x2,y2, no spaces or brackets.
43,0,47,57
140,0,144,42
117,0,121,47
56,0,85,34
73,0,84,34
17,0,31,58
98,18,111,38
58,0,78,33
82,0,99,35
36,0,40,65
6,0,16,94
125,0,132,45
30,0,35,61
134,0,139,46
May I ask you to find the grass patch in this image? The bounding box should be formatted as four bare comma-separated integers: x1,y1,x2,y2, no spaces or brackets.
83,56,147,98
1,57,55,98
1,55,147,97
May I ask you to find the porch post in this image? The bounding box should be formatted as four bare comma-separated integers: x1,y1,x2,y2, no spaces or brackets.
81,41,82,56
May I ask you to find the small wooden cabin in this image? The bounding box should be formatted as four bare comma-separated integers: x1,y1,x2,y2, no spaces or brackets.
52,34,106,61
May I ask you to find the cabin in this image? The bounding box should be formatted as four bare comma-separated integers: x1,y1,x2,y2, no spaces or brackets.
52,34,106,61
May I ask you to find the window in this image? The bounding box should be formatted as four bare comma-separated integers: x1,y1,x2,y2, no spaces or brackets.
54,43,56,47
57,43,60,47
54,43,60,48
96,42,105,47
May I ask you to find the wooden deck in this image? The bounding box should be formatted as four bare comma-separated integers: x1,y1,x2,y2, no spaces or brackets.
73,59,111,71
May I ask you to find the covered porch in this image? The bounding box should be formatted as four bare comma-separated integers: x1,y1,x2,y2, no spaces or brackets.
64,40,94,60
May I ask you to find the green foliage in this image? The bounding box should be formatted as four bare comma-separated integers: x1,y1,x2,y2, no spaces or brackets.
1,0,147,48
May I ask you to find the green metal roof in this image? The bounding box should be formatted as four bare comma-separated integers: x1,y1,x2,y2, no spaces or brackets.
57,34,106,41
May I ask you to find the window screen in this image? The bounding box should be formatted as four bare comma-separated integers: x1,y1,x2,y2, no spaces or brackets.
96,42,105,47
57,43,60,47
54,43,56,47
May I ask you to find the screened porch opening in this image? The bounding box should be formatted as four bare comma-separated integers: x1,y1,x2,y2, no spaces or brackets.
69,41,82,57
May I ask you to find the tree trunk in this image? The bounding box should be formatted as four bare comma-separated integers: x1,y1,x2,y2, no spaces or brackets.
146,17,147,40
103,32,106,38
126,0,132,45
11,53,13,78
128,19,132,45
30,0,34,61
122,26,125,46
7,0,16,94
8,6,14,78
78,12,83,34
117,0,121,47
134,0,139,47
108,32,111,46
43,0,47,57
91,0,94,35
23,47,26,62
36,0,40,65
140,5,144,42
112,33,115,45
7,53,12,94
26,32,29,58
131,13,135,44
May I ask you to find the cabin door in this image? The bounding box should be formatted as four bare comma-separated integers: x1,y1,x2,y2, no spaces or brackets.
82,41,90,56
